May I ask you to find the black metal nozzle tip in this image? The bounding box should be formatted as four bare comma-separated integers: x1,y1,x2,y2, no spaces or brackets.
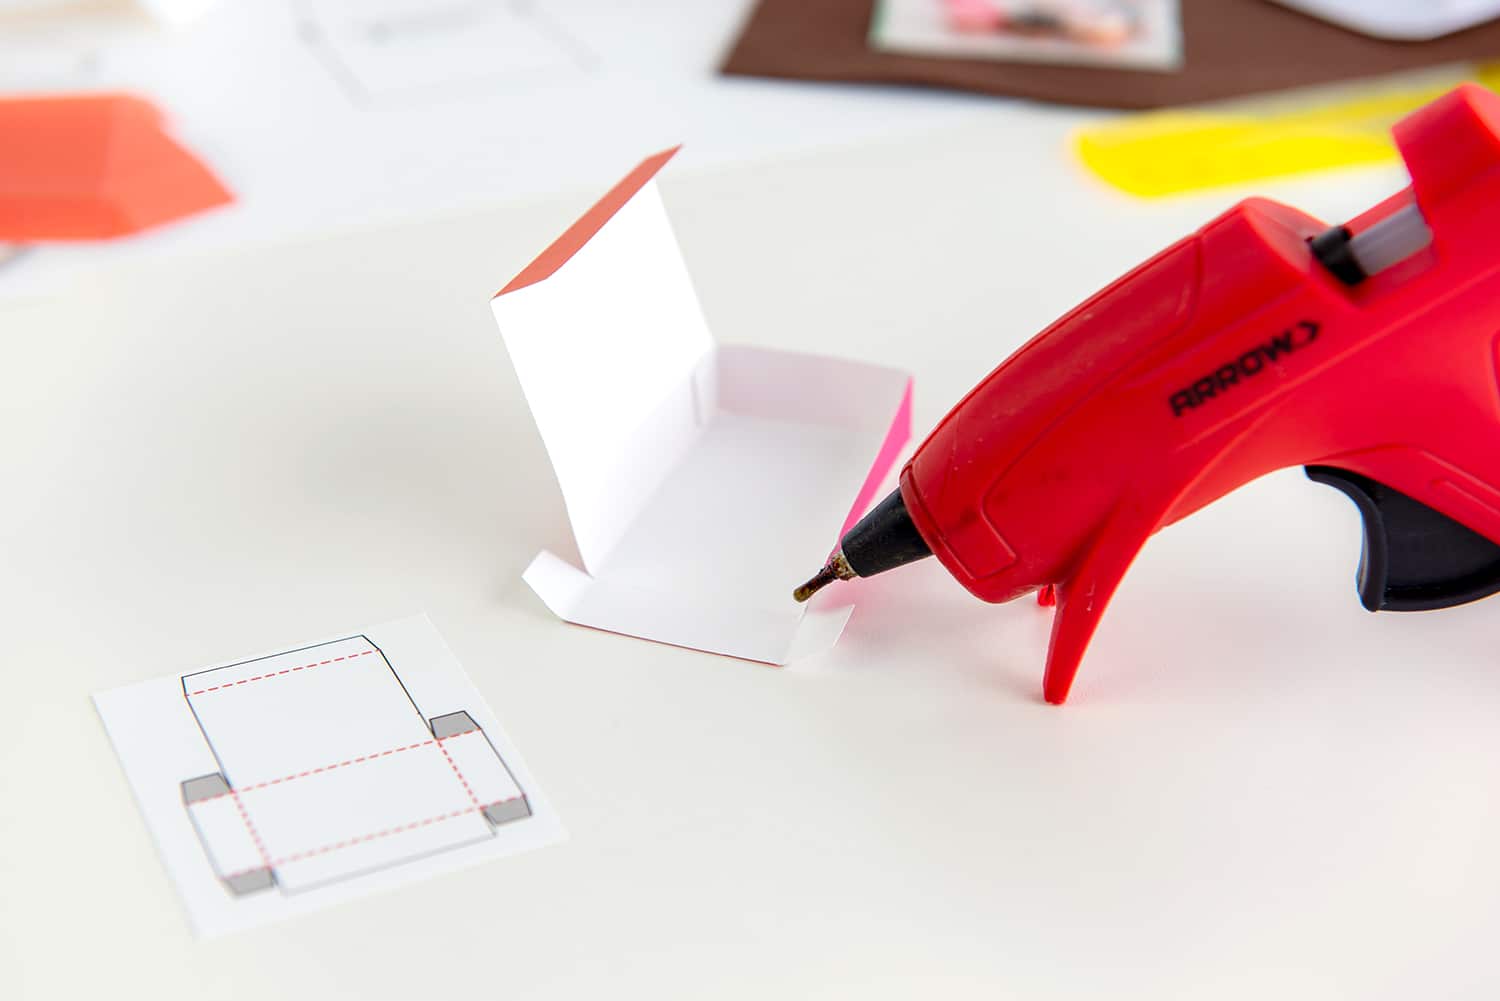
792,550,856,603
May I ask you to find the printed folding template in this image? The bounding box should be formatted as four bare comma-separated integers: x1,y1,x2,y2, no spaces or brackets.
178,636,527,893
94,616,564,937
492,147,913,664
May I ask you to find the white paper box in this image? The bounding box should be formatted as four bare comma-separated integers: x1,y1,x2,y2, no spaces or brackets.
492,148,913,664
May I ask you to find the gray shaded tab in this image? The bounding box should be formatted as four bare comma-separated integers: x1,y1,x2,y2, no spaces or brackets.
223,868,275,895
430,710,479,740
181,773,231,804
483,797,532,826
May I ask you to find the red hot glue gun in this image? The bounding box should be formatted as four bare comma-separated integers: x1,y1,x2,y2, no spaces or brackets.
795,84,1500,704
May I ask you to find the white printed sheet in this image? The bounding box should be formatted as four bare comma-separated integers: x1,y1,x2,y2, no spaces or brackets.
95,615,564,937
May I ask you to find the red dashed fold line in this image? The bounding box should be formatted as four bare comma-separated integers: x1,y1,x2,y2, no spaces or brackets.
438,735,481,810
228,787,272,874
223,795,525,879
188,729,482,804
186,648,377,696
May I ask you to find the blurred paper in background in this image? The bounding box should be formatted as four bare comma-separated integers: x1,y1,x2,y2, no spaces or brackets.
0,0,986,297
872,0,1183,72
1267,0,1500,41
299,0,589,102
0,94,231,240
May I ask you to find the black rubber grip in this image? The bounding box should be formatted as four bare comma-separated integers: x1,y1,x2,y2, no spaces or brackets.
1306,465,1500,611
840,488,932,578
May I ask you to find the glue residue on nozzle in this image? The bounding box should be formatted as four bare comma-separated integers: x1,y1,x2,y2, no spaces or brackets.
793,567,836,603
792,549,856,603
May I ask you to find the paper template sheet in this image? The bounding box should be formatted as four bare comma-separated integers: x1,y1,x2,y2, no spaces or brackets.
94,615,564,937
299,0,587,99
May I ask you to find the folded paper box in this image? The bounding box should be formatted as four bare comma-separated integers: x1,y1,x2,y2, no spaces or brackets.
492,147,912,664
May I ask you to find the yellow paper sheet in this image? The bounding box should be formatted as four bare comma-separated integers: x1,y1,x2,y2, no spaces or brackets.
1076,64,1500,197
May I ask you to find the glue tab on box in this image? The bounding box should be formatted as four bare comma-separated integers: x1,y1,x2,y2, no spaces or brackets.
492,147,912,665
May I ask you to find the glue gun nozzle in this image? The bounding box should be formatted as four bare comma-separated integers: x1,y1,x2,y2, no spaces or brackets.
792,549,856,603
792,573,832,603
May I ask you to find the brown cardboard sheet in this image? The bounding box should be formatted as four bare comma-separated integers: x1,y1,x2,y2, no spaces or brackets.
721,0,1500,109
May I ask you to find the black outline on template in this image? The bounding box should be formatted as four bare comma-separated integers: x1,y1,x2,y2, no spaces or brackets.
180,632,368,682
293,0,595,109
178,634,531,898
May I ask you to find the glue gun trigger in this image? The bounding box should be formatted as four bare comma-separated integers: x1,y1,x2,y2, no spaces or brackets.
1305,465,1500,612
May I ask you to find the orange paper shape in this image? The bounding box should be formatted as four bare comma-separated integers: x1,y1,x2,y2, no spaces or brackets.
0,94,232,242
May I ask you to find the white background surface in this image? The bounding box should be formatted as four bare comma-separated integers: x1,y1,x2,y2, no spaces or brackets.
5,53,1500,1001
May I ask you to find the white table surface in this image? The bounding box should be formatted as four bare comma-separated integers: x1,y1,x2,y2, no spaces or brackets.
6,99,1498,1000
